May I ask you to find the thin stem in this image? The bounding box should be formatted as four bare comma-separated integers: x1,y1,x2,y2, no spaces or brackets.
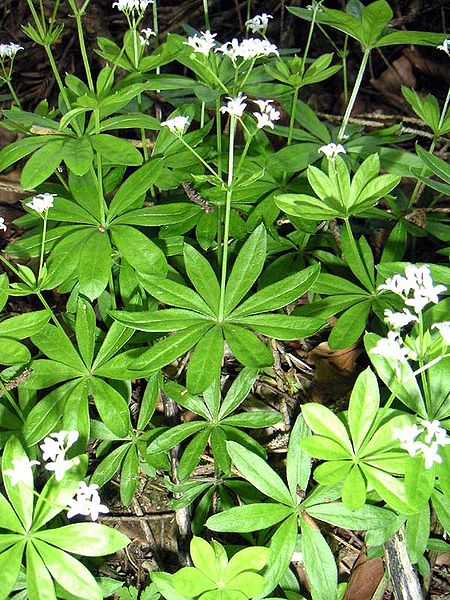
216,97,223,178
37,212,48,284
73,6,94,91
300,4,319,77
287,87,299,146
0,381,24,420
337,47,371,141
218,116,236,322
5,78,21,107
200,101,206,128
94,110,107,226
203,0,210,30
138,93,149,161
179,137,219,178
238,58,257,94
236,129,256,175
418,313,431,413
36,291,66,336
26,0,46,38
342,35,349,105
108,268,117,310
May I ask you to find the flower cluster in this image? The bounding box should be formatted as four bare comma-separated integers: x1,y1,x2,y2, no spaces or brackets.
220,94,247,118
252,99,280,129
0,216,6,232
139,28,156,46
3,457,39,486
25,192,55,214
185,31,217,56
437,39,450,57
378,265,447,314
383,308,418,330
40,430,80,481
245,13,273,35
371,330,410,363
112,0,153,13
67,482,109,521
0,43,23,60
318,142,346,159
217,38,279,62
393,420,450,469
161,115,190,135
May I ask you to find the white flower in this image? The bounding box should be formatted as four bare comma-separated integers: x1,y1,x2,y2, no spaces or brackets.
139,28,156,46
432,321,450,345
217,38,279,62
378,265,446,314
220,94,247,118
161,115,190,135
112,0,153,12
40,430,80,481
318,142,346,159
3,457,39,486
384,308,418,330
0,43,24,59
392,423,423,445
252,99,280,129
0,217,7,232
25,193,56,214
421,420,450,446
393,419,450,469
306,3,323,11
371,330,409,361
418,442,443,469
185,31,217,56
67,481,109,521
45,456,80,481
437,39,450,57
245,13,273,35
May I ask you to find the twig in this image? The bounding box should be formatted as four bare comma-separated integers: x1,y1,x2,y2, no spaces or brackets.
384,527,424,600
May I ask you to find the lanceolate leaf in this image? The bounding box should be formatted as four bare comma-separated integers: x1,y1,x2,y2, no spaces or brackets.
223,325,273,368
259,514,298,598
35,523,129,556
184,243,221,313
186,325,224,394
232,314,325,340
26,542,56,600
300,516,338,600
78,230,111,301
287,414,311,503
0,542,26,600
206,503,293,533
140,274,215,316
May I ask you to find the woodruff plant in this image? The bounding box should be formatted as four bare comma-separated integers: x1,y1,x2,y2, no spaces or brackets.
0,0,449,598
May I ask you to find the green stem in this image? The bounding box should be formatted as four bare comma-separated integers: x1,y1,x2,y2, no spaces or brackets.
26,0,46,38
342,36,349,105
238,58,257,94
200,101,206,128
337,47,371,141
216,97,223,178
287,87,299,146
300,5,319,76
73,6,94,91
108,268,117,310
0,381,24,420
236,129,256,175
203,0,210,30
138,93,149,161
5,78,21,107
179,137,219,178
418,313,431,413
218,116,236,322
94,110,107,226
37,212,48,284
36,291,66,336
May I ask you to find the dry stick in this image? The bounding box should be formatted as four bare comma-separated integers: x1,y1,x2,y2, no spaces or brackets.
131,496,165,571
384,527,424,600
161,388,192,566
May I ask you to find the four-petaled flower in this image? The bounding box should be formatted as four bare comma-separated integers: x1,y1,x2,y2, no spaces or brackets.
40,430,80,481
112,0,153,12
252,99,280,129
25,193,56,214
392,420,450,469
220,94,247,118
383,308,418,330
0,216,6,232
161,115,190,135
245,14,273,35
139,28,156,46
437,39,450,57
67,481,109,521
185,31,217,56
0,43,24,60
3,457,40,486
318,142,346,159
217,38,279,62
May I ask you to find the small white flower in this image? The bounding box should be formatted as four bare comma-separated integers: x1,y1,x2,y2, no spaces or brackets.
0,216,7,232
139,28,156,46
161,115,190,135
245,13,273,35
40,430,80,480
185,31,217,56
220,94,247,118
252,99,280,129
3,457,39,486
67,481,109,521
432,321,450,345
217,38,278,62
384,308,418,330
437,39,450,57
371,330,409,363
418,441,443,469
25,193,56,214
392,423,423,445
112,0,153,12
0,43,24,60
318,142,346,159
393,419,449,469
306,3,323,11
45,456,80,481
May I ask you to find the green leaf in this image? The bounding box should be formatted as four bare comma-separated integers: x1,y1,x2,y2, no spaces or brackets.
120,445,139,506
92,322,134,370
223,325,273,368
0,339,30,365
62,138,94,176
301,404,353,453
107,158,163,220
341,466,366,510
0,542,26,600
135,323,211,372
233,314,325,340
26,542,56,600
187,326,223,394
78,230,111,301
2,436,35,531
31,323,86,372
231,264,320,317
287,414,311,503
259,514,298,598
76,298,96,368
33,541,102,600
98,113,161,133
224,224,267,316
137,373,159,430
362,465,414,514
183,243,220,313
348,368,379,451
21,139,64,190
206,503,293,533
432,490,450,532
147,422,206,454
91,134,143,166
301,436,351,460
222,412,281,429
111,308,211,332
0,310,50,340
406,505,430,564
300,516,338,600
226,441,292,505
0,135,57,172
0,492,23,533
111,225,167,278
35,523,129,556
308,501,395,531
140,274,215,316
90,378,131,438
275,193,340,221
218,367,259,420
90,444,130,488
173,567,215,597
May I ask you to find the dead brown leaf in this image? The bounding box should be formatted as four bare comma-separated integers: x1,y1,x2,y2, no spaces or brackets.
344,550,385,600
